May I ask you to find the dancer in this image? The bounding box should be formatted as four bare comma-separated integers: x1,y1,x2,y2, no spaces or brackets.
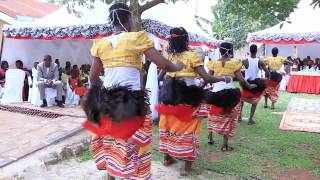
239,44,270,125
81,3,184,180
263,47,292,109
157,27,231,176
206,42,256,151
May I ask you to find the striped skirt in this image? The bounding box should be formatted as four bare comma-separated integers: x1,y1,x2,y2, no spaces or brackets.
265,80,281,103
159,115,202,161
90,116,153,180
241,89,264,105
207,103,241,138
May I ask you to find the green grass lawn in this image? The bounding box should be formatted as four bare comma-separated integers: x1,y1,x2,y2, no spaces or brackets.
80,91,320,179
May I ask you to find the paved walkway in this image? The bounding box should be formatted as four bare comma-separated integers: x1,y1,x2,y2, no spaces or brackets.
0,103,85,168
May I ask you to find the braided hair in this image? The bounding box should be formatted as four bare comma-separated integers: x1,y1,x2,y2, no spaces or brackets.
109,3,131,27
219,42,233,58
169,27,189,54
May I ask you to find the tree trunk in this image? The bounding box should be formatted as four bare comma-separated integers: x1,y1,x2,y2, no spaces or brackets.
129,0,142,31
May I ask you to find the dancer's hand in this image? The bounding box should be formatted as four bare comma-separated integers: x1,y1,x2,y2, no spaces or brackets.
224,76,232,83
174,61,186,71
249,84,257,89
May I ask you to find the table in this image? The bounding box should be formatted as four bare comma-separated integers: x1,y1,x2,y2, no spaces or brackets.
287,72,320,94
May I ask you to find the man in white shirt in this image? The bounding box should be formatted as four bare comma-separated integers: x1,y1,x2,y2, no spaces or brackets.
37,55,64,108
240,44,270,125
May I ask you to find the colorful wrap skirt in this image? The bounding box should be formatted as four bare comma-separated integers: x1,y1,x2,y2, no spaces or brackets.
89,115,153,180
157,104,201,161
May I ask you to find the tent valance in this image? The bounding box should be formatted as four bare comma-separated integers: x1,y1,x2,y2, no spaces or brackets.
247,32,320,44
2,19,218,48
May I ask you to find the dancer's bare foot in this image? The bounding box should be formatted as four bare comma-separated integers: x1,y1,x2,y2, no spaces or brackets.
264,105,268,108
238,116,243,122
108,175,115,180
271,103,275,110
248,119,256,125
180,161,192,176
208,132,215,145
163,155,176,166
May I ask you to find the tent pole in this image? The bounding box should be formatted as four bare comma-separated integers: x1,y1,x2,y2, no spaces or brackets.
0,33,4,61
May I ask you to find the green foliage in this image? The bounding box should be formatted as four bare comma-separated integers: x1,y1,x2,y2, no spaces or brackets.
311,0,320,8
208,0,299,49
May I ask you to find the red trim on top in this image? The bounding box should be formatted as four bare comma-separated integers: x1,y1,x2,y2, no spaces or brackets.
82,116,144,139
252,39,319,45
5,32,217,49
156,104,197,121
6,33,113,40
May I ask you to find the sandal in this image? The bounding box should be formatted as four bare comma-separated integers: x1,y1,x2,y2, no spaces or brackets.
163,157,176,166
207,134,215,145
221,145,234,152
248,120,256,125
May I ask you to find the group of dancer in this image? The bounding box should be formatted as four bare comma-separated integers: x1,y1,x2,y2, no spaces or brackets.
81,3,290,179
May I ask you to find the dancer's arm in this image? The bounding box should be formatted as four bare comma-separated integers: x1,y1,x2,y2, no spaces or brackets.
235,70,256,89
194,66,231,83
89,57,103,86
258,60,270,79
144,48,184,72
158,70,166,81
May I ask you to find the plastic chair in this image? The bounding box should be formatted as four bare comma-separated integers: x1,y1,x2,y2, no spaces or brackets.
65,81,80,105
146,63,159,119
1,69,25,103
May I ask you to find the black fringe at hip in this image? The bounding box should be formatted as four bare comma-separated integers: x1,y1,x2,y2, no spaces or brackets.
241,78,266,93
205,88,241,109
159,78,204,107
270,71,282,82
82,85,150,124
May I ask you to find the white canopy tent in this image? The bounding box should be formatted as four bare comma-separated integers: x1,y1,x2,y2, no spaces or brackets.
1,1,218,69
247,0,320,59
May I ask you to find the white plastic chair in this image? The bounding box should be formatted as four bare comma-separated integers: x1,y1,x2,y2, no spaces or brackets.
30,77,58,107
65,81,80,105
146,63,159,119
1,69,25,103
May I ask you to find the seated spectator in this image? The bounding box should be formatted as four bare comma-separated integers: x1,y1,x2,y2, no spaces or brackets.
16,60,31,101
80,64,90,84
315,58,320,71
61,65,71,85
0,61,9,87
69,68,88,98
55,59,63,80
37,55,64,108
292,59,299,72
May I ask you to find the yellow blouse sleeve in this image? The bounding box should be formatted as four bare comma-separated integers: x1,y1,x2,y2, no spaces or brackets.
90,39,101,58
135,31,154,52
190,52,204,68
232,59,243,72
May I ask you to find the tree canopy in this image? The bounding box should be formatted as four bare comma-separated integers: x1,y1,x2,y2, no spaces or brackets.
197,0,300,49
48,0,187,30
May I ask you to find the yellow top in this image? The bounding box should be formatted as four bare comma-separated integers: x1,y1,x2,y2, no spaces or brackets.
263,56,286,70
207,59,242,76
167,51,203,77
90,31,154,70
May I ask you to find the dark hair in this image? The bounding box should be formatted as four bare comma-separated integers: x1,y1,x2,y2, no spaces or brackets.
16,60,23,66
109,3,131,26
272,47,278,56
219,42,233,57
250,44,258,54
307,56,311,60
1,61,8,69
169,27,189,54
73,65,78,69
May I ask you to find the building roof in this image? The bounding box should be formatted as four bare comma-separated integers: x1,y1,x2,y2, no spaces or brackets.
0,0,61,18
